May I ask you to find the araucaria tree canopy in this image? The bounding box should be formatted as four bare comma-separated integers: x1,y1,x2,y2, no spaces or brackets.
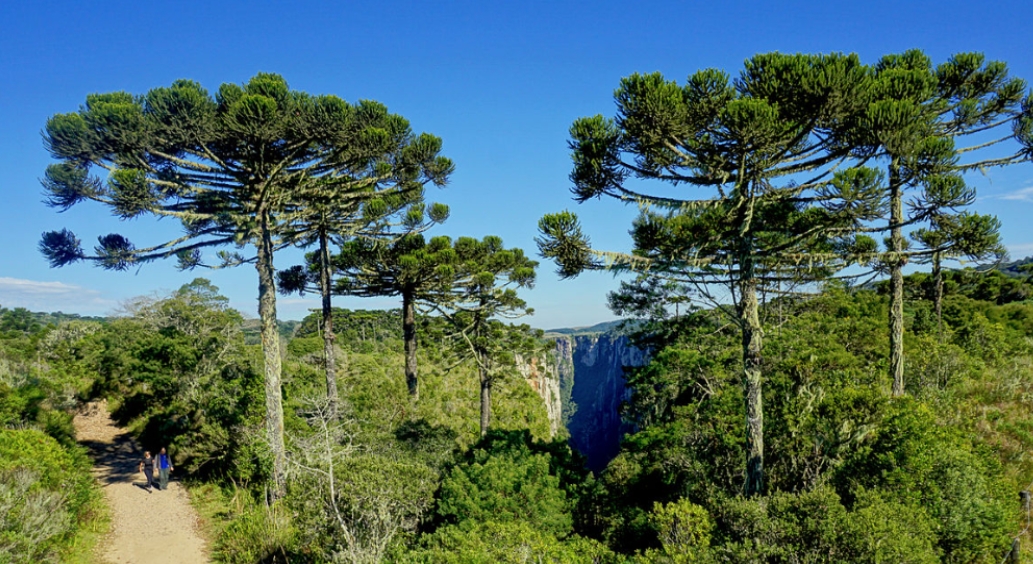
538,52,984,496
38,73,453,498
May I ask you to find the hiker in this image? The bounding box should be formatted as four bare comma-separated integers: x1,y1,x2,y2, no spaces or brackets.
156,447,173,491
139,451,155,492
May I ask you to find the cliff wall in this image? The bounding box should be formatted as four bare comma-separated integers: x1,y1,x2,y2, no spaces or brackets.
551,333,646,471
516,352,564,438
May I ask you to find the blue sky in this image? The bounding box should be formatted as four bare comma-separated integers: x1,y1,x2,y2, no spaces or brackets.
1,0,1032,329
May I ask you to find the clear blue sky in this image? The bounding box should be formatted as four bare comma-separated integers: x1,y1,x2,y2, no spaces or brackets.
2,0,1032,329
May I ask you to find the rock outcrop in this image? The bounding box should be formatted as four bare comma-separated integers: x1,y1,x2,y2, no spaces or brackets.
516,352,564,438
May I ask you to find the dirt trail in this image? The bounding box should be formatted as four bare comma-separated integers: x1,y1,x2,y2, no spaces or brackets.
74,401,209,564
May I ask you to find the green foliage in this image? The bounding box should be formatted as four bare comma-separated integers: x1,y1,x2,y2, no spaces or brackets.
279,325,552,448
639,499,714,563
838,490,939,564
834,400,1014,562
294,308,406,350
0,383,79,448
0,429,100,563
601,277,1030,560
288,450,438,563
434,430,581,537
886,268,1033,306
403,520,618,563
213,500,297,564
705,487,938,564
82,280,268,484
268,309,560,561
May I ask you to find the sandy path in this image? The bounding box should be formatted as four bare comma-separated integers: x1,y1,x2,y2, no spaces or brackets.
74,401,209,564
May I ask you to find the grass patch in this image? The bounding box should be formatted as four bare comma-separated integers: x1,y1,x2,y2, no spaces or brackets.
62,498,111,564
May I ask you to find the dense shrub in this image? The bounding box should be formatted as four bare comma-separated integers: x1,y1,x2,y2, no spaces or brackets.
403,520,616,563
213,500,297,564
0,429,99,563
597,282,1031,561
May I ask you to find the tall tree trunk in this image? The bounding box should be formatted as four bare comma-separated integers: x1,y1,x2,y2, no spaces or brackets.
889,159,905,397
257,213,286,500
479,353,491,437
739,272,764,497
932,251,943,343
474,304,490,436
318,229,338,415
403,287,418,400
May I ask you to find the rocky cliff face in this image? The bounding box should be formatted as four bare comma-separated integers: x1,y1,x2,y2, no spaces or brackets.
516,352,564,438
551,333,646,471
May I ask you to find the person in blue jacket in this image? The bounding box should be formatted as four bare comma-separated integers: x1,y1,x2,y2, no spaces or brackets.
156,447,174,491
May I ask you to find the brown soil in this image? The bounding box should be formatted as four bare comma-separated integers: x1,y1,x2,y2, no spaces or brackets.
74,401,209,564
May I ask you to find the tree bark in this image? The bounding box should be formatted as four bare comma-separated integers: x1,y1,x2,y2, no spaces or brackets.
739,273,764,497
889,159,905,397
403,287,418,400
257,212,286,500
318,229,338,416
932,251,943,343
479,356,491,437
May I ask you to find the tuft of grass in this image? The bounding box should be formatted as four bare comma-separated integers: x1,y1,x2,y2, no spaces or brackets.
63,497,111,564
186,480,235,549
187,480,295,564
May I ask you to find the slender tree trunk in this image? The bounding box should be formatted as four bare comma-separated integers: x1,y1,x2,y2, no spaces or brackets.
402,287,418,400
933,251,943,343
889,159,905,397
256,213,286,500
318,229,338,415
479,353,491,437
739,271,764,497
473,304,491,437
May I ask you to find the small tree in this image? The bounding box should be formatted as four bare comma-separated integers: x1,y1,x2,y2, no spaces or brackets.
431,236,538,436
38,74,451,498
329,232,456,401
910,211,1004,340
289,396,435,564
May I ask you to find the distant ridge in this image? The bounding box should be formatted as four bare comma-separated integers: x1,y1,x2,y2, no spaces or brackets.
543,319,626,336
996,255,1033,278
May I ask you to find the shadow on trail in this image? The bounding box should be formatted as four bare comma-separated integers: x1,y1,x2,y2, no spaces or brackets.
79,431,143,486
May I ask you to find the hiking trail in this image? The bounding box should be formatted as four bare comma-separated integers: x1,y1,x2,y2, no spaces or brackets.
74,400,209,564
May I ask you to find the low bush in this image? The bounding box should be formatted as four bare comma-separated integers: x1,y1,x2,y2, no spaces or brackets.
0,428,99,563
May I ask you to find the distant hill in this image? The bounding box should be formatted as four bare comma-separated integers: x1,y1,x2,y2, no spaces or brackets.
241,318,303,344
544,319,627,336
998,256,1033,278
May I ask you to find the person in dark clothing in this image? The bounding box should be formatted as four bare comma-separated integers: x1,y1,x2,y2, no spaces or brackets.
139,451,155,492
156,447,173,491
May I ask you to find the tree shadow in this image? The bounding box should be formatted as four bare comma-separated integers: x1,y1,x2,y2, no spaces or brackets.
78,431,143,486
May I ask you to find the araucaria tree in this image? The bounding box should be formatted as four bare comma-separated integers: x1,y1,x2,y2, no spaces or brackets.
278,199,451,411
38,73,452,499
328,232,456,401
538,54,885,495
431,236,538,436
911,212,1004,340
857,51,1028,395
